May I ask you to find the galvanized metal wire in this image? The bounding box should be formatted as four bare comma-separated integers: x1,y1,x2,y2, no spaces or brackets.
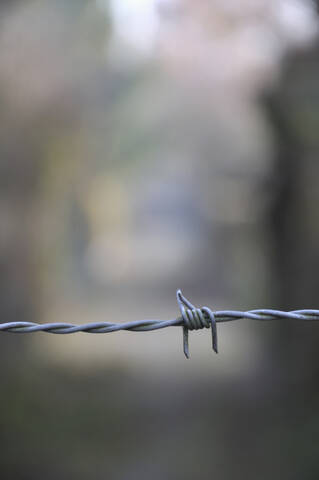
1,289,319,358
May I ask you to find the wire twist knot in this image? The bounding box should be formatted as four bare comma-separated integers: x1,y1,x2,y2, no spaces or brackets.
176,289,218,358
180,307,211,330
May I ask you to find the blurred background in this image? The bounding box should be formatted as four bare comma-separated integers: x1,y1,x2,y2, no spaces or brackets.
1,0,319,478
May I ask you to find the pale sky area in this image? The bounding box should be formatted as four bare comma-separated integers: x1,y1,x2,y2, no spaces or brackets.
97,0,318,94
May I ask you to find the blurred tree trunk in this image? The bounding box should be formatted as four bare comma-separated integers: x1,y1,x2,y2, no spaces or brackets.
0,129,41,363
263,42,319,381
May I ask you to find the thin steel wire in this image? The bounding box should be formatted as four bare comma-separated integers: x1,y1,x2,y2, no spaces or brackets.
1,289,319,358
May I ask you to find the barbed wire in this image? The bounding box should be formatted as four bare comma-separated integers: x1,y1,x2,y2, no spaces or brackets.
1,289,319,358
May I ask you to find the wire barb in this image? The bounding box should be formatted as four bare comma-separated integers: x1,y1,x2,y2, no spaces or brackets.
1,290,319,357
176,289,218,358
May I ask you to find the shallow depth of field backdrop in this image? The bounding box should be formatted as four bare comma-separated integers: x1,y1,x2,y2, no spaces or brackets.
1,1,319,479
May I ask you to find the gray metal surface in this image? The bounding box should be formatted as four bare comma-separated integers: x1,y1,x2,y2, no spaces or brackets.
1,289,319,358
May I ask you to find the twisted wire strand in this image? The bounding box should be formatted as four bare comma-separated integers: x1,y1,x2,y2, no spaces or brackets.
1,289,319,357
2,309,319,333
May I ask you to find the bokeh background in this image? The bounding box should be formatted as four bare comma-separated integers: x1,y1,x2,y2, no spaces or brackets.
1,1,319,478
